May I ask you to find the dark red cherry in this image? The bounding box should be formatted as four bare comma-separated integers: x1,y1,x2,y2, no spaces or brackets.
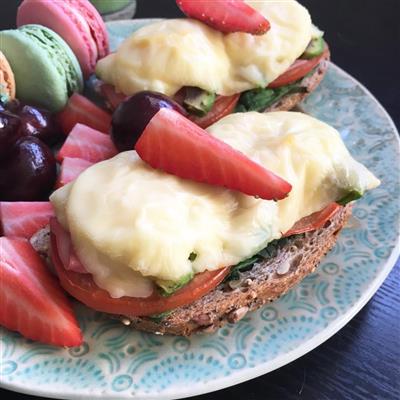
18,105,62,145
0,110,23,159
4,99,24,114
111,91,187,151
0,136,57,201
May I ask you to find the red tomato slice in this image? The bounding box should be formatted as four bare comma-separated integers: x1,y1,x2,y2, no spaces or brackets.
189,94,240,128
51,227,230,317
57,93,112,135
268,47,328,89
283,202,342,237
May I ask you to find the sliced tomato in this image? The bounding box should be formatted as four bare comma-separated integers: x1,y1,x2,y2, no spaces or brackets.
135,108,292,200
283,202,342,237
268,47,328,89
57,93,112,135
50,224,229,316
189,94,240,128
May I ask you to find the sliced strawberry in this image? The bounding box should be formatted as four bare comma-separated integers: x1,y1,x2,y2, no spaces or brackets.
57,123,118,163
99,83,128,111
56,157,94,188
0,238,82,346
283,203,342,237
50,218,88,274
176,0,270,35
57,93,112,135
0,202,54,239
135,108,291,200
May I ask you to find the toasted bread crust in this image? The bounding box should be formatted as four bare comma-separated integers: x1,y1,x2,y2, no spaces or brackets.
265,47,331,112
117,204,352,336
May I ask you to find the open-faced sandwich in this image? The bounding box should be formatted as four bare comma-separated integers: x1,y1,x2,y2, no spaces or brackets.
95,0,330,127
43,105,380,336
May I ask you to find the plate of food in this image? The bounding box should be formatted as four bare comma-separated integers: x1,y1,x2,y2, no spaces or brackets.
0,1,399,399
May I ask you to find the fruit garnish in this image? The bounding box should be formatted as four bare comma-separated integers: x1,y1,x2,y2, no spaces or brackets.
176,0,270,35
135,108,292,200
57,123,117,163
57,93,111,135
19,104,62,145
99,82,127,111
0,237,82,347
3,99,23,114
0,202,54,239
56,157,94,188
111,91,187,151
0,110,22,158
0,136,57,201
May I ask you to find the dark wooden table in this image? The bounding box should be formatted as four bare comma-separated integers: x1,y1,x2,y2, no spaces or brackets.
1,1,399,399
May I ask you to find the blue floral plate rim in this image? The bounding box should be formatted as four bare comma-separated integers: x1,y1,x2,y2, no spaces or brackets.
0,19,399,400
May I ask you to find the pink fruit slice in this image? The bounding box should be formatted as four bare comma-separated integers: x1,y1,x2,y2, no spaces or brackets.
56,157,94,188
0,202,54,239
135,108,292,200
57,123,117,163
0,237,83,346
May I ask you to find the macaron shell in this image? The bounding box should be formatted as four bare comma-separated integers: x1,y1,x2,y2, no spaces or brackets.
0,26,83,112
90,0,132,14
0,51,16,100
17,0,109,77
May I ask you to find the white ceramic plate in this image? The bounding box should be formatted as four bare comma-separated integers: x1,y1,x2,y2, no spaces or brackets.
0,20,399,400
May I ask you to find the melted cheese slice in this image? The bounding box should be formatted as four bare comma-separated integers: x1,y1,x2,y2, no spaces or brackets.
96,0,312,96
51,112,380,298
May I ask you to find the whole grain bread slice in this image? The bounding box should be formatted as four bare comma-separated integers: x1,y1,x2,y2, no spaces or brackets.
32,204,351,336
265,47,331,112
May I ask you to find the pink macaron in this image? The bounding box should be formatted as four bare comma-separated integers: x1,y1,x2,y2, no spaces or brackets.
17,0,109,78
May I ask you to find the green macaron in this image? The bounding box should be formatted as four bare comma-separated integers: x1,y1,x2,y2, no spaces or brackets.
89,0,132,14
0,24,83,112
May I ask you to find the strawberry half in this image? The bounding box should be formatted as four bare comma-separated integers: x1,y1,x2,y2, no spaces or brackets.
56,157,94,188
0,238,82,347
0,202,54,239
176,0,270,35
57,93,112,135
57,123,118,163
135,108,291,200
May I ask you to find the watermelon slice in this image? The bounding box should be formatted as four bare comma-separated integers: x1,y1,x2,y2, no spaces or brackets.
56,157,94,188
135,108,292,200
57,93,112,135
0,202,54,239
57,123,118,163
